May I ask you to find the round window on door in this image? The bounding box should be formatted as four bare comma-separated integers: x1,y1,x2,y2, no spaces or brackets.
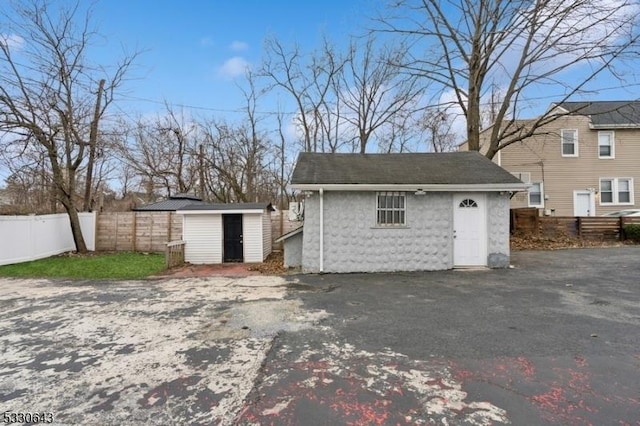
459,199,478,208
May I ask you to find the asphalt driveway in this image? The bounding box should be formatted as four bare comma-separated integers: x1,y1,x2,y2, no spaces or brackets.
240,247,640,425
1,246,639,425
0,276,327,425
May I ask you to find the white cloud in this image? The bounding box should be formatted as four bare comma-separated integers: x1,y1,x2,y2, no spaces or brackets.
217,56,250,79
229,41,248,52
0,34,24,50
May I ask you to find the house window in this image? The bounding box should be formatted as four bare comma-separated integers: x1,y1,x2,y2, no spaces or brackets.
377,192,406,225
600,178,633,205
528,182,544,207
561,129,578,157
598,131,615,158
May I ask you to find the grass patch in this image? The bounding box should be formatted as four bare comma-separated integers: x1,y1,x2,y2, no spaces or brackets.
0,252,166,280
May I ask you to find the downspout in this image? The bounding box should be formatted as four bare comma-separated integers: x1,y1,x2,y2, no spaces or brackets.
319,188,324,273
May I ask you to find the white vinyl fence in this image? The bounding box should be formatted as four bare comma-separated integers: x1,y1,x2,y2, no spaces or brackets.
0,212,95,266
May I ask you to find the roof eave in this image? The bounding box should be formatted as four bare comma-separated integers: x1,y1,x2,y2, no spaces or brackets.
177,208,267,214
275,226,303,242
589,123,640,129
291,183,529,192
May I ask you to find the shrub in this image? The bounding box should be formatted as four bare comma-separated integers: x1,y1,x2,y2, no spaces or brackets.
623,224,640,242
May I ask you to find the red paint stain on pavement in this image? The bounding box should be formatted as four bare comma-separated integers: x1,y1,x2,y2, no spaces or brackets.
452,366,474,382
515,356,535,378
238,357,454,425
447,356,640,425
330,393,391,426
574,355,587,368
530,386,595,426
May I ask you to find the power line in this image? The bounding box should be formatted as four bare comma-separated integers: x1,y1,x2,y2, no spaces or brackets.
115,82,640,116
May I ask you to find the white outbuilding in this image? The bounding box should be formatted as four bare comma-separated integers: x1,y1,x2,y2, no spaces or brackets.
177,203,273,264
283,152,528,273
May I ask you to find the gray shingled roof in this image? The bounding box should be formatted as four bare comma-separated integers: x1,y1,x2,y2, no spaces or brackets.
133,193,204,211
171,193,202,201
557,101,640,127
291,151,522,185
133,199,205,211
179,203,273,211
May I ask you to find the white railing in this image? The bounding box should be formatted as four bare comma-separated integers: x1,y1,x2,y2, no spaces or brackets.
0,212,96,266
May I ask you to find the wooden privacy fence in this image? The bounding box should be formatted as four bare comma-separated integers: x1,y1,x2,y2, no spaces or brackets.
96,212,182,252
511,208,640,240
96,210,302,253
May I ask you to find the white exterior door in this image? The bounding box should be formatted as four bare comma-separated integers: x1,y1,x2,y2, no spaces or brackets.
573,191,595,216
453,194,487,267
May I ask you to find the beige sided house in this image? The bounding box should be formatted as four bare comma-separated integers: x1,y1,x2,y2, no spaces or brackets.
468,101,640,216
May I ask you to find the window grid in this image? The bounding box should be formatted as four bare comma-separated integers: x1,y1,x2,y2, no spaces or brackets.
600,178,633,205
528,182,544,207
459,199,478,208
377,192,406,226
561,129,578,157
598,131,615,159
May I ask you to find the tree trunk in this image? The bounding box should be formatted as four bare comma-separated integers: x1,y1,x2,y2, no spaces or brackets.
49,149,88,253
466,100,481,152
83,78,105,211
467,44,482,152
485,143,499,160
65,204,88,253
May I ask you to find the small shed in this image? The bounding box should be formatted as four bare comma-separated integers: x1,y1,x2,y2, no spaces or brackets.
177,203,273,264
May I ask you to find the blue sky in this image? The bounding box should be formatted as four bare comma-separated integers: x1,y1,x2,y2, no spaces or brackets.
85,0,640,128
3,0,640,144
91,0,374,119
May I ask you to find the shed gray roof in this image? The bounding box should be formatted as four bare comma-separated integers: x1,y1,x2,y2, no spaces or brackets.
171,193,202,201
133,193,204,211
133,198,205,211
556,101,640,127
291,151,522,186
178,203,274,211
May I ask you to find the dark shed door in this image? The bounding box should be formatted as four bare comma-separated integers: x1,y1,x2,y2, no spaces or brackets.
223,214,243,262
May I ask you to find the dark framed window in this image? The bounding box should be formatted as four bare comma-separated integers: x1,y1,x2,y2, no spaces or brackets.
376,192,406,225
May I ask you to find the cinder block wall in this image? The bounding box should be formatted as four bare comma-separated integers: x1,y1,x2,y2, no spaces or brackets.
302,192,453,273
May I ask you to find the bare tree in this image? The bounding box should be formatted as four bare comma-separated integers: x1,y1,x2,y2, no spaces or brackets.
420,108,458,152
196,77,271,203
338,36,424,153
115,105,199,199
198,118,270,203
261,35,428,154
0,1,137,252
377,0,640,158
260,36,346,153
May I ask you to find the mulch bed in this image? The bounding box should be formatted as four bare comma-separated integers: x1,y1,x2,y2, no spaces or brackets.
510,233,635,250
